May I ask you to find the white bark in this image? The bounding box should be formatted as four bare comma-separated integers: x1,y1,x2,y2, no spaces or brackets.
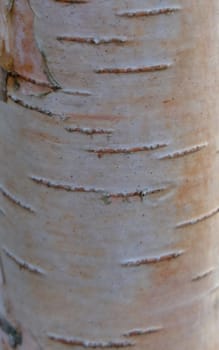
1,1,219,349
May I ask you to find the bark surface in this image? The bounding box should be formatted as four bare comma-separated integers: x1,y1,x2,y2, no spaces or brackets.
1,1,219,349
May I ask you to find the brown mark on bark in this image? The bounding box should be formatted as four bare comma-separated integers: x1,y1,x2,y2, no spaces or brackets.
64,113,123,123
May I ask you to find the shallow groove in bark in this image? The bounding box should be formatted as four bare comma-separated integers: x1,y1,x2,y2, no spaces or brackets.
30,175,170,201
117,7,181,17
0,185,35,213
2,246,47,276
48,333,134,348
65,126,113,135
101,186,170,202
8,94,62,119
96,63,171,74
54,0,88,3
9,94,99,120
57,36,128,45
123,327,163,337
30,175,106,194
157,142,208,160
176,207,219,228
192,268,215,282
121,250,185,267
87,143,168,157
62,89,92,96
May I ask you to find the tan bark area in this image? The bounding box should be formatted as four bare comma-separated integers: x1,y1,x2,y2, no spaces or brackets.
1,1,219,349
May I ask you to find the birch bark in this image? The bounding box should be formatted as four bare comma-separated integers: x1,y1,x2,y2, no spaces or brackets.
0,1,219,349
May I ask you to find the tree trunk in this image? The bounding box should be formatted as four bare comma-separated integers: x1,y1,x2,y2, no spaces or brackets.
1,1,219,349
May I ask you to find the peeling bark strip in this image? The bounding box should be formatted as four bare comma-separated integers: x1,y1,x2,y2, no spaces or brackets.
158,142,208,160
0,314,22,348
123,327,163,337
30,175,168,201
117,7,181,17
96,64,171,74
192,268,215,282
176,207,219,228
65,126,113,135
0,0,59,95
48,333,134,348
2,246,46,276
0,185,35,213
57,36,128,45
87,143,167,157
121,250,185,267
40,49,61,89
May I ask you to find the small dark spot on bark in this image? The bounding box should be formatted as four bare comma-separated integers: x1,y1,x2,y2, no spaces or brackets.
101,194,112,205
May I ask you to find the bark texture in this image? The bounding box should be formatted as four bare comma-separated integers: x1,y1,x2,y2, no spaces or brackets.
1,1,219,349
